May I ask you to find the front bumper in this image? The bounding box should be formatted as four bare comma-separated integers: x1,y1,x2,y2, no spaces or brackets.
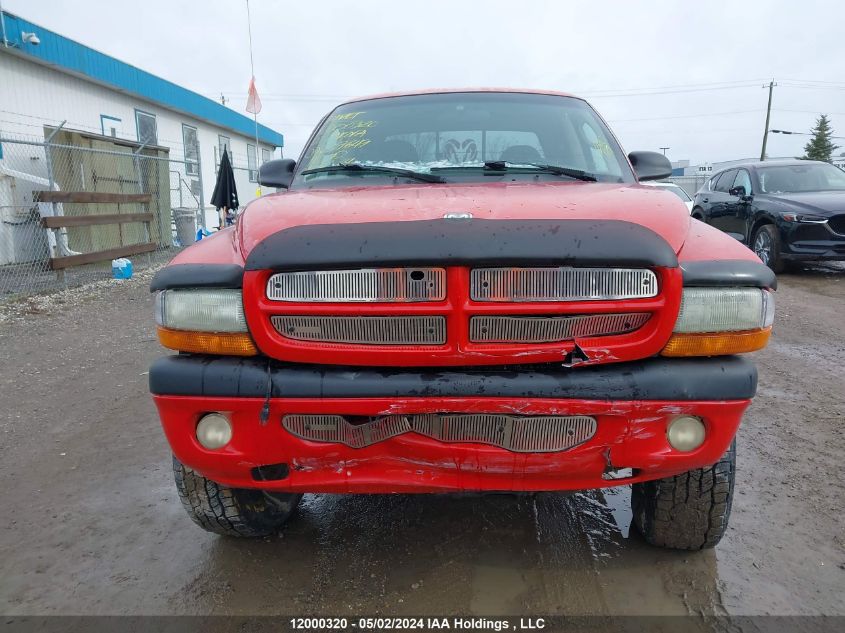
782,223,845,261
150,355,755,493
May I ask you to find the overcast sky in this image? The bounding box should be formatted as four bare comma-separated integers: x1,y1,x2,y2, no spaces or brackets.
5,0,845,163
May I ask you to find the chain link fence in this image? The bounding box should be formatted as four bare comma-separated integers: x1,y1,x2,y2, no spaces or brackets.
667,174,709,197
0,130,206,300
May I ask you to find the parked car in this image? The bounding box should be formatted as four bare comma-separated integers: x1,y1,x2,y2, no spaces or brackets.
644,181,694,213
691,160,845,271
149,89,776,550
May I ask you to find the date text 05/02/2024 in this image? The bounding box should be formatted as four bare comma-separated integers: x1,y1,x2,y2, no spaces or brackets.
288,617,546,631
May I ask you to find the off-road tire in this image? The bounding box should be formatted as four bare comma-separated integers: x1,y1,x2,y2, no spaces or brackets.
631,440,736,550
752,224,784,273
173,456,302,537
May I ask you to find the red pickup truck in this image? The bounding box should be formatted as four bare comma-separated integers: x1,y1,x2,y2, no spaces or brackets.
149,89,775,550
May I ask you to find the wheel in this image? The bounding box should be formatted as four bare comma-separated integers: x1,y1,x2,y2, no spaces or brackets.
631,440,735,550
751,224,784,273
691,207,705,221
172,456,302,537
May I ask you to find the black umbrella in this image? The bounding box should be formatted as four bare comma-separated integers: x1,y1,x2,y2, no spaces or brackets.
210,148,239,228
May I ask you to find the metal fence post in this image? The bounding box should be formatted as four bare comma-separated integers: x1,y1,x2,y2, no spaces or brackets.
196,139,206,232
44,121,67,285
131,143,154,266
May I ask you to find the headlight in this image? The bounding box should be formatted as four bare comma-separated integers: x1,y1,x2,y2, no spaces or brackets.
662,287,774,357
155,289,257,356
673,288,774,333
781,212,827,224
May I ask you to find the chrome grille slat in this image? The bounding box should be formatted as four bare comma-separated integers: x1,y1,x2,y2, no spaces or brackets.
267,268,446,302
470,267,658,302
282,414,597,453
271,315,446,345
470,313,650,343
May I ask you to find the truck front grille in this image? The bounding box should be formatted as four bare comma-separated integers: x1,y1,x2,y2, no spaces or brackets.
282,413,597,453
469,313,650,343
252,264,672,366
470,267,658,302
271,315,446,345
267,268,446,302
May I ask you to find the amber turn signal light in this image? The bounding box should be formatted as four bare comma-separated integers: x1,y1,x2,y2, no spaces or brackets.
156,326,258,356
661,327,772,357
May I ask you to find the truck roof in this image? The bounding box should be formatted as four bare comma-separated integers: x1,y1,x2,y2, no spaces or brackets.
339,87,580,106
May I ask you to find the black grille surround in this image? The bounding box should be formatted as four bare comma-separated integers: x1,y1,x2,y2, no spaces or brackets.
828,214,845,235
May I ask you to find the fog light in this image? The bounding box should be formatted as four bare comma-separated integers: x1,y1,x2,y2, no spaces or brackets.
196,413,232,450
667,416,706,452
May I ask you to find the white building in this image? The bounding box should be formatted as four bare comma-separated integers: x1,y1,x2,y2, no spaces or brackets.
0,9,283,226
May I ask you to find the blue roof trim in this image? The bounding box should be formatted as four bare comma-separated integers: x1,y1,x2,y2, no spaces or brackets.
1,11,283,147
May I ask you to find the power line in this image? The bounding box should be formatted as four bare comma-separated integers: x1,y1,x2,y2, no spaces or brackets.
780,78,845,87
585,84,764,98
779,81,845,91
585,78,770,91
608,109,762,123
208,79,775,102
775,108,845,116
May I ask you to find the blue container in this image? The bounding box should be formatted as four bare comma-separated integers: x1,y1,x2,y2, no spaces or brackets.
112,258,133,279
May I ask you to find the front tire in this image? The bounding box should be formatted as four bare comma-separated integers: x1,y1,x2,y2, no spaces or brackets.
631,441,736,550
751,224,784,273
173,457,302,537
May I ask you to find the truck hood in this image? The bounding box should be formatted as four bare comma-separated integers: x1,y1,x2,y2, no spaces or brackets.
237,181,690,259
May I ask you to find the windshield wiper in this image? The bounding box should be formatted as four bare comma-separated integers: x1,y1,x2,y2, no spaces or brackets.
482,161,598,182
300,163,446,183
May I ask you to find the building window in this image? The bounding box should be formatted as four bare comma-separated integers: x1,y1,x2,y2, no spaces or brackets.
182,124,199,176
218,135,231,162
247,143,258,182
135,109,158,146
261,147,272,165
100,115,121,138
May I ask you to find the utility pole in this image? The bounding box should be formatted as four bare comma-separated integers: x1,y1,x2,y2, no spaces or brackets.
659,147,670,156
760,80,776,161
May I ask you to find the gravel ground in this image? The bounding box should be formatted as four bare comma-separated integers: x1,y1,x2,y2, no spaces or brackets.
0,263,843,621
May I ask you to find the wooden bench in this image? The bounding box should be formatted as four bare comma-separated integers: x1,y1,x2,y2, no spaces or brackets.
36,191,157,270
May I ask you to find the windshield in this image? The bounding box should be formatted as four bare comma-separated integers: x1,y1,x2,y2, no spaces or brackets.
295,92,634,188
758,163,845,194
664,185,692,202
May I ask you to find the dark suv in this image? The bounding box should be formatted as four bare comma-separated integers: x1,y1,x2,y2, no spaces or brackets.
691,160,845,271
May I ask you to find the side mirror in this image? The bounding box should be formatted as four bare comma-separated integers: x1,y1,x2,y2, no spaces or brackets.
258,158,296,189
728,185,748,198
628,151,672,181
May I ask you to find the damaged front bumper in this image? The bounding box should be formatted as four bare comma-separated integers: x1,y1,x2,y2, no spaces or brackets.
149,355,755,493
